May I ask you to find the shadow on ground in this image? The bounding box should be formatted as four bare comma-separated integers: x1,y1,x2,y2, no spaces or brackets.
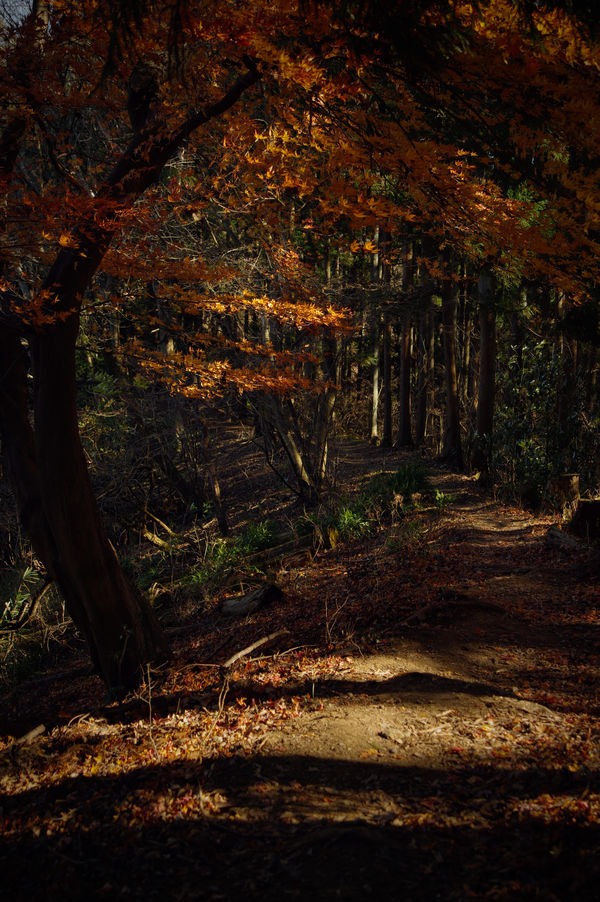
2,753,599,900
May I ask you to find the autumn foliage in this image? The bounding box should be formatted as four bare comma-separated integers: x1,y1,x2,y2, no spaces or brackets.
0,0,599,691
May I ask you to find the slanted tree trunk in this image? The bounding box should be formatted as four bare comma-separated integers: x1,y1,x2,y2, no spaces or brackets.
253,394,319,504
32,316,167,688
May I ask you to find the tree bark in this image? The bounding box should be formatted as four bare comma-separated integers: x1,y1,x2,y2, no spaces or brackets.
397,238,413,447
0,331,59,580
441,261,464,470
382,309,393,447
472,266,496,473
415,307,433,446
397,314,412,446
369,313,380,443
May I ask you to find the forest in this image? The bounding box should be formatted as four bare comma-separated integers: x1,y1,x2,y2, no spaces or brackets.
1,1,600,899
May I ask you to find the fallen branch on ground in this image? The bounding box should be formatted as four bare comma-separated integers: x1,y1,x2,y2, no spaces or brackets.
222,629,290,669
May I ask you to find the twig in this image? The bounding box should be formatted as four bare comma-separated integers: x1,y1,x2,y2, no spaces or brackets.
201,629,289,750
5,724,46,760
250,644,315,661
13,723,45,745
222,629,290,669
145,509,179,537
145,663,159,758
202,672,231,747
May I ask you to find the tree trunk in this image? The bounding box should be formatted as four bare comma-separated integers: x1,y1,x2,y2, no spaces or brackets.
472,266,496,473
382,309,393,447
415,307,433,446
397,314,412,446
441,264,464,470
0,330,59,581
369,313,380,443
397,238,413,447
556,295,577,471
31,315,168,690
315,336,338,480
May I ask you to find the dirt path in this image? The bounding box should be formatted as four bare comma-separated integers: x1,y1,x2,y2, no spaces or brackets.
200,471,600,899
243,470,590,770
2,463,600,901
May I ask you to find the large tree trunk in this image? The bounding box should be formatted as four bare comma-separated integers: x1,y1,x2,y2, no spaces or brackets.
0,331,59,580
32,317,168,690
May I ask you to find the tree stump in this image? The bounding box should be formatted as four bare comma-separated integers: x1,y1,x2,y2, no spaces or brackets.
546,473,580,517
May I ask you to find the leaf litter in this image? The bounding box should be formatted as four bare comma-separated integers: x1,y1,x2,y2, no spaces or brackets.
1,455,600,900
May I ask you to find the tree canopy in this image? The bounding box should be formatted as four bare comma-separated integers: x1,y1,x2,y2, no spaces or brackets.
1,0,600,690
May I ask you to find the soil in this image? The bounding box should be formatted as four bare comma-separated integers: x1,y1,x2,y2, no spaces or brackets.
1,440,600,900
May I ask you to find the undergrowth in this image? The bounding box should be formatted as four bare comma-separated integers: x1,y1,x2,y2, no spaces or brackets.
0,566,72,690
0,460,439,690
318,460,433,545
181,519,279,596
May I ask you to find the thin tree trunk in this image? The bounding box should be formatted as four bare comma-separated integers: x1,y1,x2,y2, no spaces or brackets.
369,313,380,443
397,238,413,446
397,315,412,446
415,307,433,445
472,267,496,473
460,305,472,410
315,336,337,481
441,263,464,470
556,300,577,471
382,309,393,447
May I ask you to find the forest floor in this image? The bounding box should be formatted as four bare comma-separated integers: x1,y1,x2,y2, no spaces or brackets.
1,438,600,900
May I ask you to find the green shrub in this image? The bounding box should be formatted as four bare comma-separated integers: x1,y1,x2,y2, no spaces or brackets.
434,489,455,510
335,506,371,540
180,521,278,597
184,538,239,590
238,520,278,554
